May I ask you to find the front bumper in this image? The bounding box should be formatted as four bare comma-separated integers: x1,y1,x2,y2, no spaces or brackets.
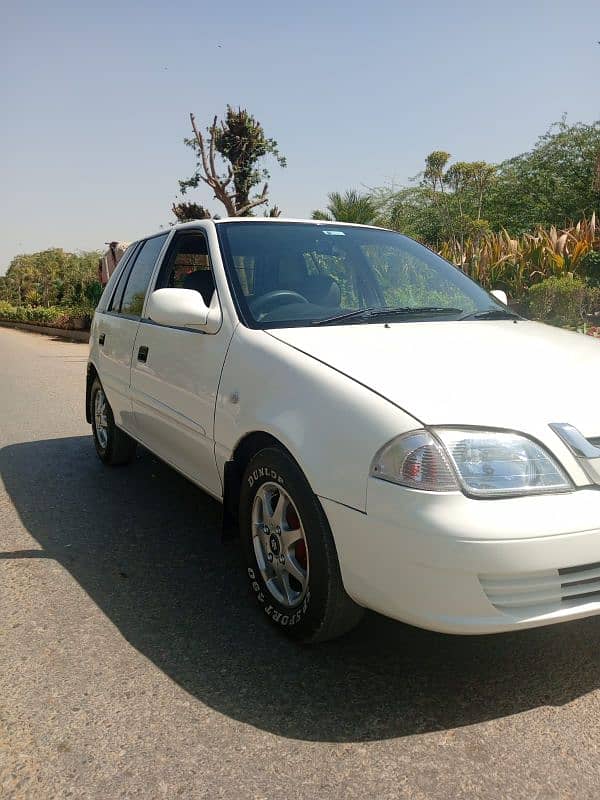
320,480,600,634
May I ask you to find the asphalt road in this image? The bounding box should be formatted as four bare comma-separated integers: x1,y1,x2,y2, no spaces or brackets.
2,327,600,799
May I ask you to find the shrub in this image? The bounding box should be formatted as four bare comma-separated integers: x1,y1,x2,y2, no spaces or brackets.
527,276,600,327
84,280,104,307
580,250,600,287
0,302,93,330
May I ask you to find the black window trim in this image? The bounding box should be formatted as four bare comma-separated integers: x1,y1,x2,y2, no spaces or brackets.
112,233,169,321
96,242,137,313
106,241,142,315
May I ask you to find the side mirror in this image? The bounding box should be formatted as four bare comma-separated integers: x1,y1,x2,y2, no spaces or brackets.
146,288,221,333
490,289,508,306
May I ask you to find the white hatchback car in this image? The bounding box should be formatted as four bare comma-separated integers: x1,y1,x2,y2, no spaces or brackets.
87,219,600,642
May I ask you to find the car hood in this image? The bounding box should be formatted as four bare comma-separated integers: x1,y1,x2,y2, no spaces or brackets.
268,320,600,437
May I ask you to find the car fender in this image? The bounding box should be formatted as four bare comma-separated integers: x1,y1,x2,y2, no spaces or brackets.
214,325,420,511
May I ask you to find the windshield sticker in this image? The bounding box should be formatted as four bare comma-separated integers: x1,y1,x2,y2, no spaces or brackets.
321,230,346,236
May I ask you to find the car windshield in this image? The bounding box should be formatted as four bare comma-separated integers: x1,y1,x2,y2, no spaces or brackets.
217,221,507,329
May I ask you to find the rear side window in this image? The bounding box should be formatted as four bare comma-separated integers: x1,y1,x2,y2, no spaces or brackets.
119,235,168,317
96,243,135,313
106,242,140,312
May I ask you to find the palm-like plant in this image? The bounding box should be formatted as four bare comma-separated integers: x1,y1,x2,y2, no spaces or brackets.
312,189,376,225
439,213,599,296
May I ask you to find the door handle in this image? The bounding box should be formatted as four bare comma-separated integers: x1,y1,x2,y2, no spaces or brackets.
137,345,149,363
98,332,105,346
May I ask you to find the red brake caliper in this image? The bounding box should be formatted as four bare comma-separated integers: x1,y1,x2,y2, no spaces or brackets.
286,506,307,569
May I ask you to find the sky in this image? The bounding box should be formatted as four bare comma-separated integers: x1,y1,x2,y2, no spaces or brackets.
1,0,599,274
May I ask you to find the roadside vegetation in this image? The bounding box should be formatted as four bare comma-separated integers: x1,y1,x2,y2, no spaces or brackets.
313,118,600,333
0,114,598,334
0,301,93,330
0,248,101,330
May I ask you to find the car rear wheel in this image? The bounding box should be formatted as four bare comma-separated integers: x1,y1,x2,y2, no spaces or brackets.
239,447,364,643
90,377,136,465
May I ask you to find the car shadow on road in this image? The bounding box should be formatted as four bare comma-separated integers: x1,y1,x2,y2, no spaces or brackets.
2,435,599,742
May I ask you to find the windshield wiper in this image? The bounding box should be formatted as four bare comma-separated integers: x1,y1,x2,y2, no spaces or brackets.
312,306,463,326
459,308,520,321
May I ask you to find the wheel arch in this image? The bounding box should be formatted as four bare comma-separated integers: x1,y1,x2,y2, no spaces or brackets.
85,362,99,424
222,430,305,536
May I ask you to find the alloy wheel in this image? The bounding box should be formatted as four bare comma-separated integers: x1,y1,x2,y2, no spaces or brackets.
94,388,109,450
251,482,309,608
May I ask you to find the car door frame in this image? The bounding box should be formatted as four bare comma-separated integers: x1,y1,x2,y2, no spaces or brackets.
129,221,239,499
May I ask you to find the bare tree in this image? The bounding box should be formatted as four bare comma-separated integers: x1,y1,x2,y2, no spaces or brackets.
173,107,286,221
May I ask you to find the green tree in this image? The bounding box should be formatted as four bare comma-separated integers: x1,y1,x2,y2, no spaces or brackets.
174,106,286,221
373,155,496,248
422,151,451,195
171,201,212,223
487,118,600,232
371,118,600,245
444,161,496,221
370,185,443,243
312,189,376,224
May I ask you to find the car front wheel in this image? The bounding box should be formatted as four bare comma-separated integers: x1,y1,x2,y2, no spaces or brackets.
239,447,364,643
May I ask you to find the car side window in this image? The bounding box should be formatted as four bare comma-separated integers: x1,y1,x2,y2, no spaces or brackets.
106,242,140,312
155,232,216,308
96,243,133,313
119,234,168,318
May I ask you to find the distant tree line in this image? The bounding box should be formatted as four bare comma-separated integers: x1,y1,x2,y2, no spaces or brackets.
310,118,600,305
314,118,600,245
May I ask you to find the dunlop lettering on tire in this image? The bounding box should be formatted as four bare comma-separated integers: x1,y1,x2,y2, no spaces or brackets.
247,467,284,488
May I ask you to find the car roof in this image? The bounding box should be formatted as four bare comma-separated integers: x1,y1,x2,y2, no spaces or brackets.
182,217,389,232
134,218,391,243
214,217,370,226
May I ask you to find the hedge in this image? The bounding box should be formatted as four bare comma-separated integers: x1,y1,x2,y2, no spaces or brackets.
0,302,93,330
527,277,600,329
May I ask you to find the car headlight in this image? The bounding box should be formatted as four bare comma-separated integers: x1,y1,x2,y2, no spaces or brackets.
370,428,572,497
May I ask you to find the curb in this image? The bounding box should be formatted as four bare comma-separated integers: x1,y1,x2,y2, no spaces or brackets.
0,320,90,343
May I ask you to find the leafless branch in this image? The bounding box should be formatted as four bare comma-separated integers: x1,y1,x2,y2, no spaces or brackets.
208,115,218,180
190,113,237,215
190,113,211,181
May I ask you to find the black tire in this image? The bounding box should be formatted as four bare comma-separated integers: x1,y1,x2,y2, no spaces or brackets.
240,447,364,643
90,377,137,466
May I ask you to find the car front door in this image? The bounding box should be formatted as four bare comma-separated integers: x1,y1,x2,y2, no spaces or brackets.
129,229,235,498
94,235,167,432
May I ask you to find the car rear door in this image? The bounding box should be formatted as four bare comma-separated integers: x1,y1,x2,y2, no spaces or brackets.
129,229,235,498
95,234,168,433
